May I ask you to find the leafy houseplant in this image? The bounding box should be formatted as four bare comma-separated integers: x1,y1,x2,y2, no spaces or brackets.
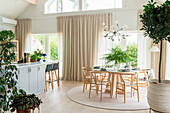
140,0,170,83
103,45,131,66
0,30,18,113
31,49,43,62
30,54,37,62
34,49,43,62
140,0,170,112
10,90,42,113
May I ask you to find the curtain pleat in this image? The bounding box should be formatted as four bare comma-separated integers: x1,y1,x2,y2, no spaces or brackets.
57,13,112,81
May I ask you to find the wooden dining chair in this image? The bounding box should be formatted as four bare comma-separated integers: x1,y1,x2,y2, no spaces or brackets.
45,64,53,91
82,67,92,92
139,69,149,88
52,63,60,87
89,71,111,101
116,72,139,103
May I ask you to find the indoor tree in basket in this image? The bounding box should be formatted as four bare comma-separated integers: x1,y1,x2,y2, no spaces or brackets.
0,30,18,113
140,0,170,112
140,0,170,83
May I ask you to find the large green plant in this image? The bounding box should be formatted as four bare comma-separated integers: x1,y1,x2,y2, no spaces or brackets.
10,90,42,112
0,30,18,112
140,0,170,83
103,45,131,65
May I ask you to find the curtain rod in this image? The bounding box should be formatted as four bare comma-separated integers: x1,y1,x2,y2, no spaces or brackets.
18,9,139,19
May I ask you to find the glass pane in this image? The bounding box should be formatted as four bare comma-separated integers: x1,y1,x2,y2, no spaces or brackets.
32,35,45,53
84,0,122,10
63,0,79,12
50,36,58,61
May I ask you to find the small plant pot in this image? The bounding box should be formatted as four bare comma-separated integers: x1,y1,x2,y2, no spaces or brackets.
17,109,31,113
31,58,37,62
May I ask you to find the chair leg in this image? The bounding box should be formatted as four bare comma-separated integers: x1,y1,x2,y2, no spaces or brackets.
45,72,47,92
124,84,126,103
96,85,99,95
83,81,86,93
137,86,140,102
89,83,91,98
101,84,103,101
51,71,54,89
55,70,59,87
86,84,87,89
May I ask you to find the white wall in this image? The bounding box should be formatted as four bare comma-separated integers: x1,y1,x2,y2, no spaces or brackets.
0,24,15,32
18,0,149,34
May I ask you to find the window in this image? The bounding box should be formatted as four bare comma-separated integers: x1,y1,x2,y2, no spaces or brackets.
50,36,58,61
31,35,58,61
84,0,122,10
98,32,138,67
45,0,79,13
45,0,122,13
32,35,45,52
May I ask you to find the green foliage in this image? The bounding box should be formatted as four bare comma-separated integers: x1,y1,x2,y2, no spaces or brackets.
10,90,42,112
30,54,37,60
50,38,58,61
103,44,138,66
140,0,170,83
0,30,18,113
31,49,43,61
126,43,138,67
140,0,170,44
103,45,131,65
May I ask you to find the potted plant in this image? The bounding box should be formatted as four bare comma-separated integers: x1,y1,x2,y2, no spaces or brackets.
34,49,43,62
140,0,170,112
30,54,37,62
0,30,18,113
103,45,131,69
10,90,42,113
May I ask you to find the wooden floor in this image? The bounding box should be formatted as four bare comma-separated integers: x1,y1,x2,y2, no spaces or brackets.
37,80,151,113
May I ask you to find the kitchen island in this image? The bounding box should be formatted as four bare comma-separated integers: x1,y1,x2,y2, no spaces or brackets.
15,62,46,94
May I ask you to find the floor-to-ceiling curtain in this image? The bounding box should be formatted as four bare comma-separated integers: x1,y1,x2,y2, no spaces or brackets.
151,41,167,80
57,13,112,81
15,19,31,59
166,42,170,79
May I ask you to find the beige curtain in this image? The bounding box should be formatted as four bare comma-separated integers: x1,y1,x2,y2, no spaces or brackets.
57,13,112,81
151,40,167,80
138,10,144,31
15,19,31,59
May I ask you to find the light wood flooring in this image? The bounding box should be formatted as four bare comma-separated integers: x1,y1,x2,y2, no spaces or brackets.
37,80,151,113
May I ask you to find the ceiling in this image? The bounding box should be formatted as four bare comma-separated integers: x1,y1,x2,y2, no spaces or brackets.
0,0,30,19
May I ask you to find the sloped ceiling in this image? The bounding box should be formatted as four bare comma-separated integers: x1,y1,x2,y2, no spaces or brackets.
0,0,30,19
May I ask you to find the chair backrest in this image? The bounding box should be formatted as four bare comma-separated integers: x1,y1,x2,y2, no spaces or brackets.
52,63,59,70
82,67,92,78
45,64,53,72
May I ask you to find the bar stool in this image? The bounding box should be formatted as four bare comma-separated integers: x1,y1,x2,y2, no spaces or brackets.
52,63,59,87
45,64,53,91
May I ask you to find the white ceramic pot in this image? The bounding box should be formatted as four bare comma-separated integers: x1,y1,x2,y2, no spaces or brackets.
147,79,170,112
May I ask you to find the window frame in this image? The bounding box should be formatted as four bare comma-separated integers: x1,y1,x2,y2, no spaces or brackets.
44,0,122,14
30,34,58,62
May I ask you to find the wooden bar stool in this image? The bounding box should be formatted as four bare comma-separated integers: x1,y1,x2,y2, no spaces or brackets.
45,64,53,91
52,63,60,87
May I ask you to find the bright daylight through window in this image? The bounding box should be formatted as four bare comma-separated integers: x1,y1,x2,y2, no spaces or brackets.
45,0,122,13
31,35,58,61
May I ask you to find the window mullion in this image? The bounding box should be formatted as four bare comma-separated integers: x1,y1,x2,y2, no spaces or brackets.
79,0,83,11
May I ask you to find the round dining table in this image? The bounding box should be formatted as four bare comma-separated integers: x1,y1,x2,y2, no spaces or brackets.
91,68,145,98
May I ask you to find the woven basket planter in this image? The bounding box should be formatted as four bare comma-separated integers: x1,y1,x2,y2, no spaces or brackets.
147,79,170,112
